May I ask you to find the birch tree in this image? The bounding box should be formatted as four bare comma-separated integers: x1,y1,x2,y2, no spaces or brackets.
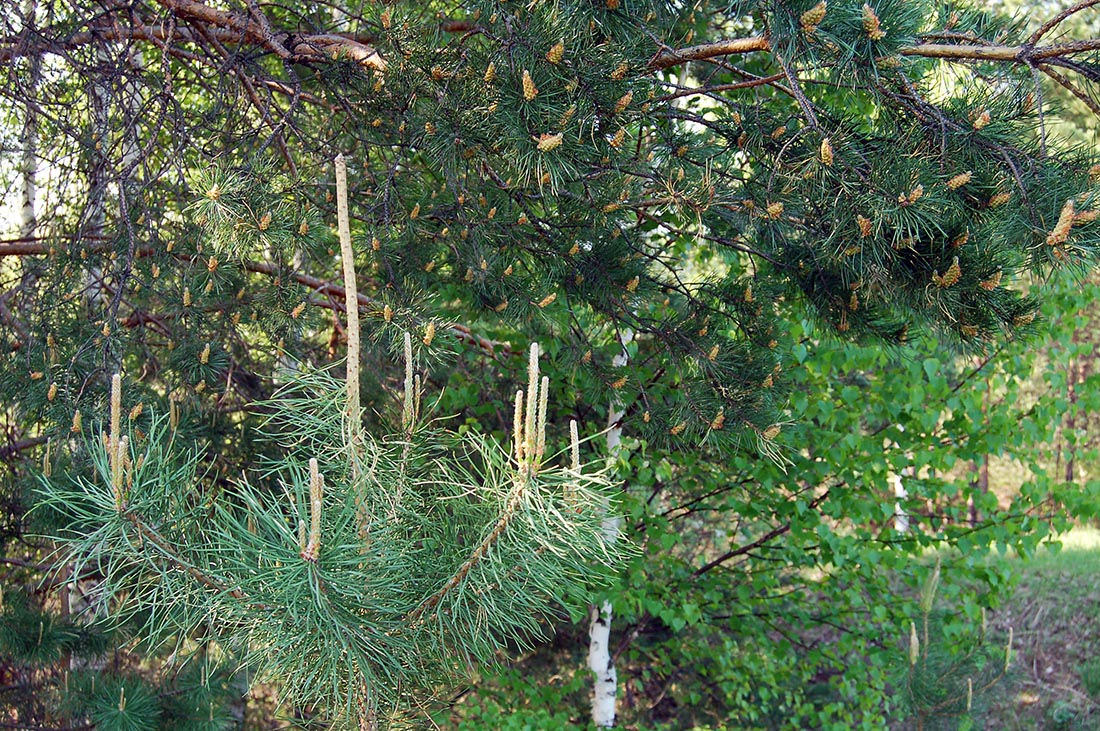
588,328,632,727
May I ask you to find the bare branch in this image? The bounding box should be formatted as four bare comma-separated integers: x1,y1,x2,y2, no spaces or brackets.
1028,0,1100,45
0,12,384,69
1040,63,1100,118
649,36,770,70
646,33,1100,74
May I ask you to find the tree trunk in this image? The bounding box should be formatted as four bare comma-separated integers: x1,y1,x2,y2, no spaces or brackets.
588,329,632,728
1065,355,1078,484
19,0,37,242
82,40,110,310
892,471,910,534
969,374,991,525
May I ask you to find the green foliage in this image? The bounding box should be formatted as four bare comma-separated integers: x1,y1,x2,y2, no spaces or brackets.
5,0,1100,728
897,562,1013,731
1078,657,1100,700
35,348,621,724
0,588,106,663
68,675,163,731
52,668,239,731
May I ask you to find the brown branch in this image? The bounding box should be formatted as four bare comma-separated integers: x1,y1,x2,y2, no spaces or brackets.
0,435,50,462
1039,63,1100,118
1029,0,1100,45
900,39,1100,63
659,72,786,101
0,240,56,255
649,36,770,70
124,511,245,600
0,557,53,571
647,33,1100,72
441,20,477,33
0,21,220,63
691,489,831,578
772,44,820,129
191,20,297,173
0,12,384,70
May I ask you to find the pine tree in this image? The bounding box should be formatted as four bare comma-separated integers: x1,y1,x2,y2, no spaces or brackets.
26,161,621,729
2,0,1100,727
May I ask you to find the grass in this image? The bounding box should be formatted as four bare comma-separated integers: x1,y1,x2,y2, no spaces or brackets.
980,527,1100,730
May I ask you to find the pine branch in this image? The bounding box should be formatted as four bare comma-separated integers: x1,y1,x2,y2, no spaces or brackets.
649,36,771,69
122,511,247,602
903,39,1100,63
1040,64,1100,118
153,0,385,69
647,35,1100,71
0,435,49,462
404,473,529,625
0,240,507,357
1030,0,1100,45
335,155,362,453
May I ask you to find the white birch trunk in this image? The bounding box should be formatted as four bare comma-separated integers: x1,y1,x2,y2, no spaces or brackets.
887,425,911,533
19,96,36,240
892,472,909,533
588,329,632,727
588,599,617,726
83,44,110,309
18,0,38,241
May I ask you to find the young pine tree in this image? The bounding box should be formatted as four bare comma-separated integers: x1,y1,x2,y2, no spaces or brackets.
28,160,621,729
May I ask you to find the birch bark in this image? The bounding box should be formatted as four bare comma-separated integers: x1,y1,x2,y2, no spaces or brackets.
19,15,37,241
588,329,632,727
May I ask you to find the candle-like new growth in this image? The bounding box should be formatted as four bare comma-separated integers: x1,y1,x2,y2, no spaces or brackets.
511,345,553,473
570,420,580,472
117,435,132,508
536,375,549,460
115,436,129,483
909,621,920,665
402,332,415,431
109,373,121,485
524,344,540,462
335,156,362,451
1004,627,1013,672
301,457,324,562
919,558,940,614
513,390,525,463
107,374,130,509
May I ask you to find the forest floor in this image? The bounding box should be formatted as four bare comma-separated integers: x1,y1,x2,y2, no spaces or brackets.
978,527,1100,730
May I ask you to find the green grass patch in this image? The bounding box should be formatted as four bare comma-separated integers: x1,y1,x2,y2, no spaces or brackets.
976,526,1100,731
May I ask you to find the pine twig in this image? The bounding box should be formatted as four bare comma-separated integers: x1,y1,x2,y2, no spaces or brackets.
123,511,247,602
403,476,528,625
